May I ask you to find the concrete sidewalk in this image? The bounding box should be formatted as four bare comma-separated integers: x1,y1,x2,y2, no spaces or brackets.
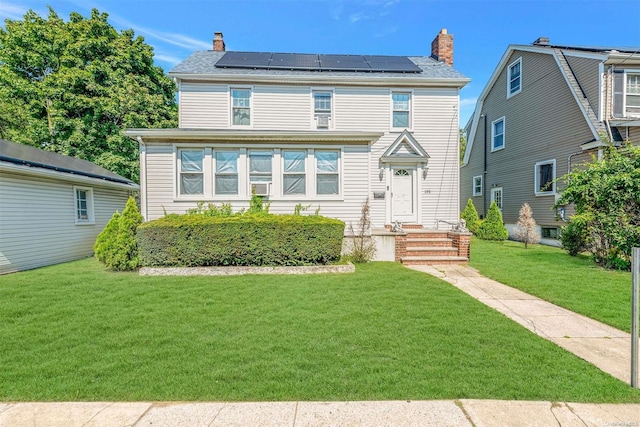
409,264,635,384
1,400,640,426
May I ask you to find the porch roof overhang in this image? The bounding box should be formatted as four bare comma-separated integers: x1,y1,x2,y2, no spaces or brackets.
609,120,640,127
124,128,383,145
379,130,430,164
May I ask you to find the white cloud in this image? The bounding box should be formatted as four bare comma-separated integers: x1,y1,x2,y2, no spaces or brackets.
349,11,367,23
0,2,31,20
155,54,183,67
460,97,478,107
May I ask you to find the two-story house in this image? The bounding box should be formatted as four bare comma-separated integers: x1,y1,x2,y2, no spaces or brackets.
461,37,640,244
126,30,471,263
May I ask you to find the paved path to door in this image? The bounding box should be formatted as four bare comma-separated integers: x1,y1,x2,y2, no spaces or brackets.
408,264,634,384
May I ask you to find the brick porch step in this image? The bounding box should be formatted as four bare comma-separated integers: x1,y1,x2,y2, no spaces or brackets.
406,237,454,247
405,247,459,257
401,256,469,265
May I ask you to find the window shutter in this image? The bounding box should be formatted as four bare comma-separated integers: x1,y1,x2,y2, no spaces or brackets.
613,70,625,117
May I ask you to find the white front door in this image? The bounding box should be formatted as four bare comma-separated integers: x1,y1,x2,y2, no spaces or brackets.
391,167,417,222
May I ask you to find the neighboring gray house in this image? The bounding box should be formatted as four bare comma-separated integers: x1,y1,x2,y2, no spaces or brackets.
0,140,139,274
461,38,640,244
126,30,472,264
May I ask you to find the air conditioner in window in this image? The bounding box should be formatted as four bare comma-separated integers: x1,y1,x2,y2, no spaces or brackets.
250,182,270,196
316,114,330,129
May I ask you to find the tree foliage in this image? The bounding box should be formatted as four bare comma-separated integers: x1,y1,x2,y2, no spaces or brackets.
459,128,467,163
475,201,508,241
514,203,540,248
555,141,640,270
461,198,481,233
0,7,177,182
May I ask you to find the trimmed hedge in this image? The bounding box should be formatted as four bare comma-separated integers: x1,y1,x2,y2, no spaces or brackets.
137,214,345,267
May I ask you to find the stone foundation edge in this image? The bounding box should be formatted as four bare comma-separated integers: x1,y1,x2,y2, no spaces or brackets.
139,263,355,276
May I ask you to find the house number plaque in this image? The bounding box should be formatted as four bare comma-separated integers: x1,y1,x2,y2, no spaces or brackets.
373,192,385,200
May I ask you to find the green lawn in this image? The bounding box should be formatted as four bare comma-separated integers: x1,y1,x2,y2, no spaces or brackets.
469,238,634,332
1,258,639,403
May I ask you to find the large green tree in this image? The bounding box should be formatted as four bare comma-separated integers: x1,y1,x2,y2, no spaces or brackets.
555,141,640,269
0,7,177,182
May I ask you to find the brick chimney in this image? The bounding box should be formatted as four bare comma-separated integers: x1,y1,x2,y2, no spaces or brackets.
431,28,453,66
213,32,225,52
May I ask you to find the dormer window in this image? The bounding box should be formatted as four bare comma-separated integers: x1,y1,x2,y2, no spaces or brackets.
613,70,640,118
627,74,640,111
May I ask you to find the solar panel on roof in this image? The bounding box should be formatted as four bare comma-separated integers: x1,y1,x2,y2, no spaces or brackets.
270,53,320,69
215,51,422,73
216,51,272,68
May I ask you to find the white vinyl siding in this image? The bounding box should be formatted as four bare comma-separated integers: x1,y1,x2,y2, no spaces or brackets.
535,159,556,195
472,175,483,196
491,117,505,151
507,57,522,97
179,82,228,128
0,170,130,275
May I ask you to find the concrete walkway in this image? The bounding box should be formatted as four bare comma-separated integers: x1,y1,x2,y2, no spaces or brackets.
2,265,640,426
408,264,634,384
1,400,640,426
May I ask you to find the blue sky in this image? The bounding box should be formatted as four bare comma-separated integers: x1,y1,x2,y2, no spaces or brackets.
2,0,639,125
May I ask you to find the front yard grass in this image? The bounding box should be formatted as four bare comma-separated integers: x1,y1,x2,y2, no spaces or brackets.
1,258,639,403
469,237,634,332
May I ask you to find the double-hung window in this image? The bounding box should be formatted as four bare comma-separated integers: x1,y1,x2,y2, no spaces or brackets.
473,175,483,196
491,117,505,151
627,73,640,111
179,149,204,195
316,150,340,195
507,57,522,97
214,151,238,195
392,92,411,129
313,91,332,128
74,186,94,224
283,150,306,195
249,150,272,183
535,159,556,195
231,88,251,126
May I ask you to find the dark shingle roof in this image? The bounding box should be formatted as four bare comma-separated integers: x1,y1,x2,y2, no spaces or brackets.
170,51,468,80
0,139,136,186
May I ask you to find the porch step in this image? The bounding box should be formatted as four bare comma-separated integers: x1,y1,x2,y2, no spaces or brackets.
406,237,453,247
401,256,469,265
404,230,450,239
405,247,459,257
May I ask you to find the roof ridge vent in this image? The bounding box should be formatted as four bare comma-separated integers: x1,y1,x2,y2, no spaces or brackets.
533,36,549,46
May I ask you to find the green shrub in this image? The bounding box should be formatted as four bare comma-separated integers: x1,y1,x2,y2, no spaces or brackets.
137,214,345,267
94,197,143,271
559,220,587,256
475,201,508,241
346,198,376,263
461,198,481,233
186,201,235,217
94,211,120,265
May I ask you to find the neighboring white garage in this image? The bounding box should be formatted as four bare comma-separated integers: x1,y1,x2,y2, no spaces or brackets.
0,139,139,274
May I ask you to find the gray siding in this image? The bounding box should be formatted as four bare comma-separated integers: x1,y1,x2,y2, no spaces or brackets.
461,50,595,228
0,170,130,274
565,55,601,119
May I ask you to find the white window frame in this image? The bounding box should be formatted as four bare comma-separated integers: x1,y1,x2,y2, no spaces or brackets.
74,186,94,225
230,87,252,127
177,148,205,198
490,187,503,212
472,175,483,196
315,149,341,197
507,57,522,98
534,159,556,196
625,72,640,117
312,90,333,129
491,117,505,152
214,149,239,196
391,90,412,130
282,149,307,196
